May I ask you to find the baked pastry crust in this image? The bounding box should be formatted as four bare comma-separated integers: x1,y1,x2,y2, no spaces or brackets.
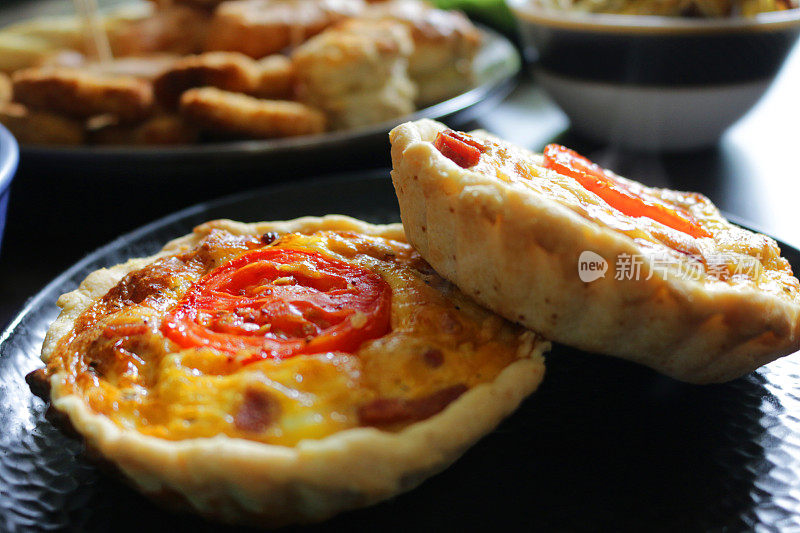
390,119,800,384
38,215,547,526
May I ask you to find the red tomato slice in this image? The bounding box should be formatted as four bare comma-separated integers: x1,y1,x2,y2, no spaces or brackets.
161,248,391,364
434,129,484,168
543,144,711,239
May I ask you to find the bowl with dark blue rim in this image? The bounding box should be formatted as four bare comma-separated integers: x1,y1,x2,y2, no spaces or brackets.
0,123,19,254
507,2,800,150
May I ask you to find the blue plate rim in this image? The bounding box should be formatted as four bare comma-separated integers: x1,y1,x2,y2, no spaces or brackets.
0,122,19,195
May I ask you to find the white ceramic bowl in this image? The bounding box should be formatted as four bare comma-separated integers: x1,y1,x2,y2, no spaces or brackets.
507,1,800,150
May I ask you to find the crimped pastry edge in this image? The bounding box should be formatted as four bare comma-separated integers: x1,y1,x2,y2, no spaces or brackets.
39,214,547,526
390,119,800,384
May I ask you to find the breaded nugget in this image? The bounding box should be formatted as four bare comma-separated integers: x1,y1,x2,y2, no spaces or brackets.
292,18,415,129
0,33,71,74
12,68,153,122
153,52,261,109
86,55,181,81
40,53,180,81
252,54,295,99
89,114,199,145
109,5,210,56
150,0,225,9
0,4,195,70
363,0,481,105
0,15,86,61
206,0,365,58
36,50,87,70
0,102,84,145
180,87,325,138
0,73,12,104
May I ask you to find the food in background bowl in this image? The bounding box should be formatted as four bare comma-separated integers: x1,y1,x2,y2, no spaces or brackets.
534,0,797,17
508,0,800,150
0,0,482,146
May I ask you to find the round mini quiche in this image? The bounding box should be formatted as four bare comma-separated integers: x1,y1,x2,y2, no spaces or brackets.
34,215,547,526
390,119,800,384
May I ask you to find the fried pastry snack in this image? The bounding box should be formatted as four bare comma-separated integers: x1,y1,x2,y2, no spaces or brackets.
363,0,481,105
0,1,484,145
0,4,205,72
390,119,800,383
149,0,227,9
12,67,153,122
34,216,547,525
205,0,366,58
0,102,84,145
0,32,60,74
153,51,262,108
108,4,210,57
85,55,180,81
88,114,199,145
251,54,295,99
39,53,181,80
179,86,325,137
0,73,11,104
292,18,416,129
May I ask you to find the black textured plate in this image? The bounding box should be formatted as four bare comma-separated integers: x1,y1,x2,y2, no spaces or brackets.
2,173,800,532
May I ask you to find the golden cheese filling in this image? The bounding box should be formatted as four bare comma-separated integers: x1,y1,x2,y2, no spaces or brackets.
46,229,540,446
435,129,799,301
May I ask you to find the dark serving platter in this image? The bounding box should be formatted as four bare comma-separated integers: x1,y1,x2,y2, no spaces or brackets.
2,173,800,531
7,20,519,178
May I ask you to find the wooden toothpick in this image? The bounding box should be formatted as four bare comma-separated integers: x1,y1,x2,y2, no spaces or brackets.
73,0,113,64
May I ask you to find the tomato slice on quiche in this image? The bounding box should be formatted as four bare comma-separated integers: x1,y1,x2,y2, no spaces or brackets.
33,215,547,526
161,247,392,361
391,119,800,384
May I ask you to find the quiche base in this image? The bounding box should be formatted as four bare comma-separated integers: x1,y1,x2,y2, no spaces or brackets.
390,120,800,384
39,215,547,526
